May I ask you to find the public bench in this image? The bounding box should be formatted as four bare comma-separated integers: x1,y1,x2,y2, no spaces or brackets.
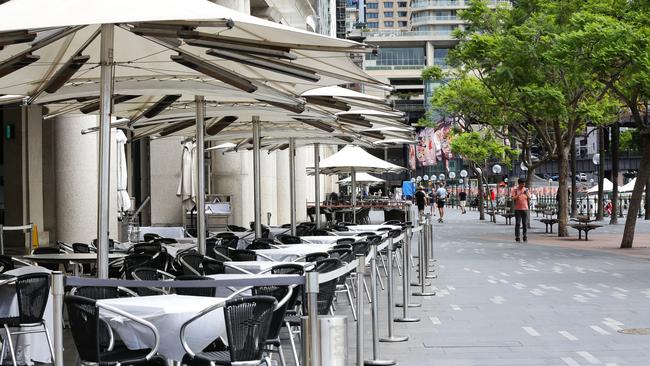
569,223,602,240
539,218,559,233
501,212,515,225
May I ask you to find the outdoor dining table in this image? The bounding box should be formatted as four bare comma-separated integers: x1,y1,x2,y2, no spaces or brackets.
254,244,335,261
344,224,402,232
300,235,353,244
224,261,312,274
0,266,53,365
97,294,227,362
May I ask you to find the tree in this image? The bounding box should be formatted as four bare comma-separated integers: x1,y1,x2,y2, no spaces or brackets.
449,0,619,236
450,131,518,220
556,0,650,247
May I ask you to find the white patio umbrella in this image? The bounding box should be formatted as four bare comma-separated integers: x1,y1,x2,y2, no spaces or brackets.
338,172,385,185
310,145,405,222
115,130,131,213
587,178,613,194
620,178,636,193
0,0,386,269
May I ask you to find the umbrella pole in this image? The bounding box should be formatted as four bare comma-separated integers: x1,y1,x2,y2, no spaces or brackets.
195,96,206,255
314,143,321,228
253,116,262,238
289,138,297,236
352,167,357,224
97,24,114,279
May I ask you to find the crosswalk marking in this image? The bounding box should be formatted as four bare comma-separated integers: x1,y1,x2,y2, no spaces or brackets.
561,357,581,366
590,325,610,335
577,351,601,364
559,330,578,341
522,326,540,337
429,316,441,325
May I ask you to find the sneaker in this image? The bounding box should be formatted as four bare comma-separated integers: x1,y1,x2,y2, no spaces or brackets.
438,218,443,223
523,236,527,242
515,237,520,242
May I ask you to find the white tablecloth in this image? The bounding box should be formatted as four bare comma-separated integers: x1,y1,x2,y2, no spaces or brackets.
138,226,185,240
0,267,53,365
344,224,401,232
254,244,334,261
224,261,312,274
98,294,227,361
300,236,349,244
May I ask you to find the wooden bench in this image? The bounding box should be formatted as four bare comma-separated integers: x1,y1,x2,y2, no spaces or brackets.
501,213,515,225
533,203,548,217
569,223,602,240
486,210,497,223
539,218,559,233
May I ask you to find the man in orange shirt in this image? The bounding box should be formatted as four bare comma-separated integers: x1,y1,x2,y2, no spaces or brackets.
511,177,531,242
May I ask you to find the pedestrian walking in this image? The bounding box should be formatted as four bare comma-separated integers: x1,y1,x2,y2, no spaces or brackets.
511,177,531,242
459,190,467,214
415,186,427,219
435,182,448,223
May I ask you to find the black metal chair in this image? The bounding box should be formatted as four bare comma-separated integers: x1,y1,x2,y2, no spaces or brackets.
65,295,164,365
122,253,160,279
246,241,273,250
227,225,247,232
143,233,162,242
310,229,331,236
252,286,292,366
216,232,238,239
202,259,226,275
332,225,349,232
303,252,329,263
31,247,63,271
332,243,353,251
178,252,205,276
174,275,216,297
131,267,175,296
229,249,258,262
0,255,15,274
219,236,240,250
129,242,163,255
70,286,137,299
327,248,354,263
276,235,302,244
336,238,355,246
212,245,233,262
181,296,276,366
0,273,54,366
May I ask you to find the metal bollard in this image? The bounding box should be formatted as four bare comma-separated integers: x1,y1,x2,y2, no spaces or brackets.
425,220,437,280
413,220,435,297
395,227,421,319
303,271,321,366
51,271,65,366
410,221,429,287
380,237,408,342
364,242,396,366
356,254,365,366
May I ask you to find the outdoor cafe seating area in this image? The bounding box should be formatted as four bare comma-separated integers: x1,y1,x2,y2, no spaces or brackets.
0,212,433,366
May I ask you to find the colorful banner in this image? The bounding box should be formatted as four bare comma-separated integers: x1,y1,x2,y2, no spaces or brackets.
415,119,454,167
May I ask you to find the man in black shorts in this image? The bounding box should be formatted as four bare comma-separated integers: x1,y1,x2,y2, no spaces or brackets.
435,182,447,223
415,186,427,219
459,190,467,214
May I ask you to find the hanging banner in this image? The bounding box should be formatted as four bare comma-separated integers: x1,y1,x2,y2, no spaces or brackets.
416,119,454,167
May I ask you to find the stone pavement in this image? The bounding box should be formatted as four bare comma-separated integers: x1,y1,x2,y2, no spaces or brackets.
345,208,650,366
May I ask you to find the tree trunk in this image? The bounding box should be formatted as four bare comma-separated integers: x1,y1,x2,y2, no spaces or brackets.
610,123,619,224
526,165,535,229
645,175,650,220
596,127,605,221
570,138,577,217
557,146,570,237
621,135,650,248
475,164,485,221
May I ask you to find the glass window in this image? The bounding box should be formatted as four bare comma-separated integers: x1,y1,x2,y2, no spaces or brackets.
433,48,450,66
398,1,407,7
398,20,408,27
367,12,379,18
367,2,378,8
384,21,394,27
367,22,379,28
384,2,394,8
398,11,408,17
366,47,425,66
384,11,394,17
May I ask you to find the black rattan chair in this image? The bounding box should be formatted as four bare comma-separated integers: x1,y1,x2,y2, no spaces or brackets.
181,296,276,366
65,295,164,365
212,246,232,262
303,252,329,263
178,252,205,276
253,285,292,365
122,253,160,279
143,233,162,242
0,255,15,274
276,235,302,244
229,249,258,262
174,275,216,297
131,267,175,296
246,242,273,250
227,225,247,232
0,273,54,365
202,259,226,275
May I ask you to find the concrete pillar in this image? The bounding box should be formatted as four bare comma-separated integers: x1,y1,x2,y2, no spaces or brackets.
149,137,184,225
276,149,290,226
25,106,48,244
211,150,253,227
260,151,277,226
426,41,435,67
54,114,117,244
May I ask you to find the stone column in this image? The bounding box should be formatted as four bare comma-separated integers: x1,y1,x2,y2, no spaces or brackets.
54,114,117,244
149,137,183,225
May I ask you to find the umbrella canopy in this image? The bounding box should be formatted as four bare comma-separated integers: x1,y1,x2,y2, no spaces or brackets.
620,178,636,193
115,130,131,213
337,172,385,185
587,178,613,194
313,145,406,175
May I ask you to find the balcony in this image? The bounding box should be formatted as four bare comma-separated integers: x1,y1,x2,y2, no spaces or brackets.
411,0,510,10
364,29,458,41
411,15,463,26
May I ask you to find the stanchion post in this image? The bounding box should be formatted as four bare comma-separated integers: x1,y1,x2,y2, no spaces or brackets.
356,254,366,366
428,217,436,264
51,271,65,366
425,219,437,280
395,226,421,319
410,221,429,287
413,219,435,297
364,242,396,366
380,237,408,342
304,271,320,366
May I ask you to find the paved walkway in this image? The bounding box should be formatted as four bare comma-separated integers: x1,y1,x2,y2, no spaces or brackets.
349,208,650,366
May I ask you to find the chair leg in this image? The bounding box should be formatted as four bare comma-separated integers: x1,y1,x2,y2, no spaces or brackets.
42,321,56,364
277,344,287,366
285,322,300,366
363,277,372,303
394,251,403,276
375,264,385,290
3,325,17,366
345,284,357,321
1,334,6,364
378,251,389,277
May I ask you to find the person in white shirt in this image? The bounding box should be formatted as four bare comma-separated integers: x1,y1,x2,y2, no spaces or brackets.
435,182,448,223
